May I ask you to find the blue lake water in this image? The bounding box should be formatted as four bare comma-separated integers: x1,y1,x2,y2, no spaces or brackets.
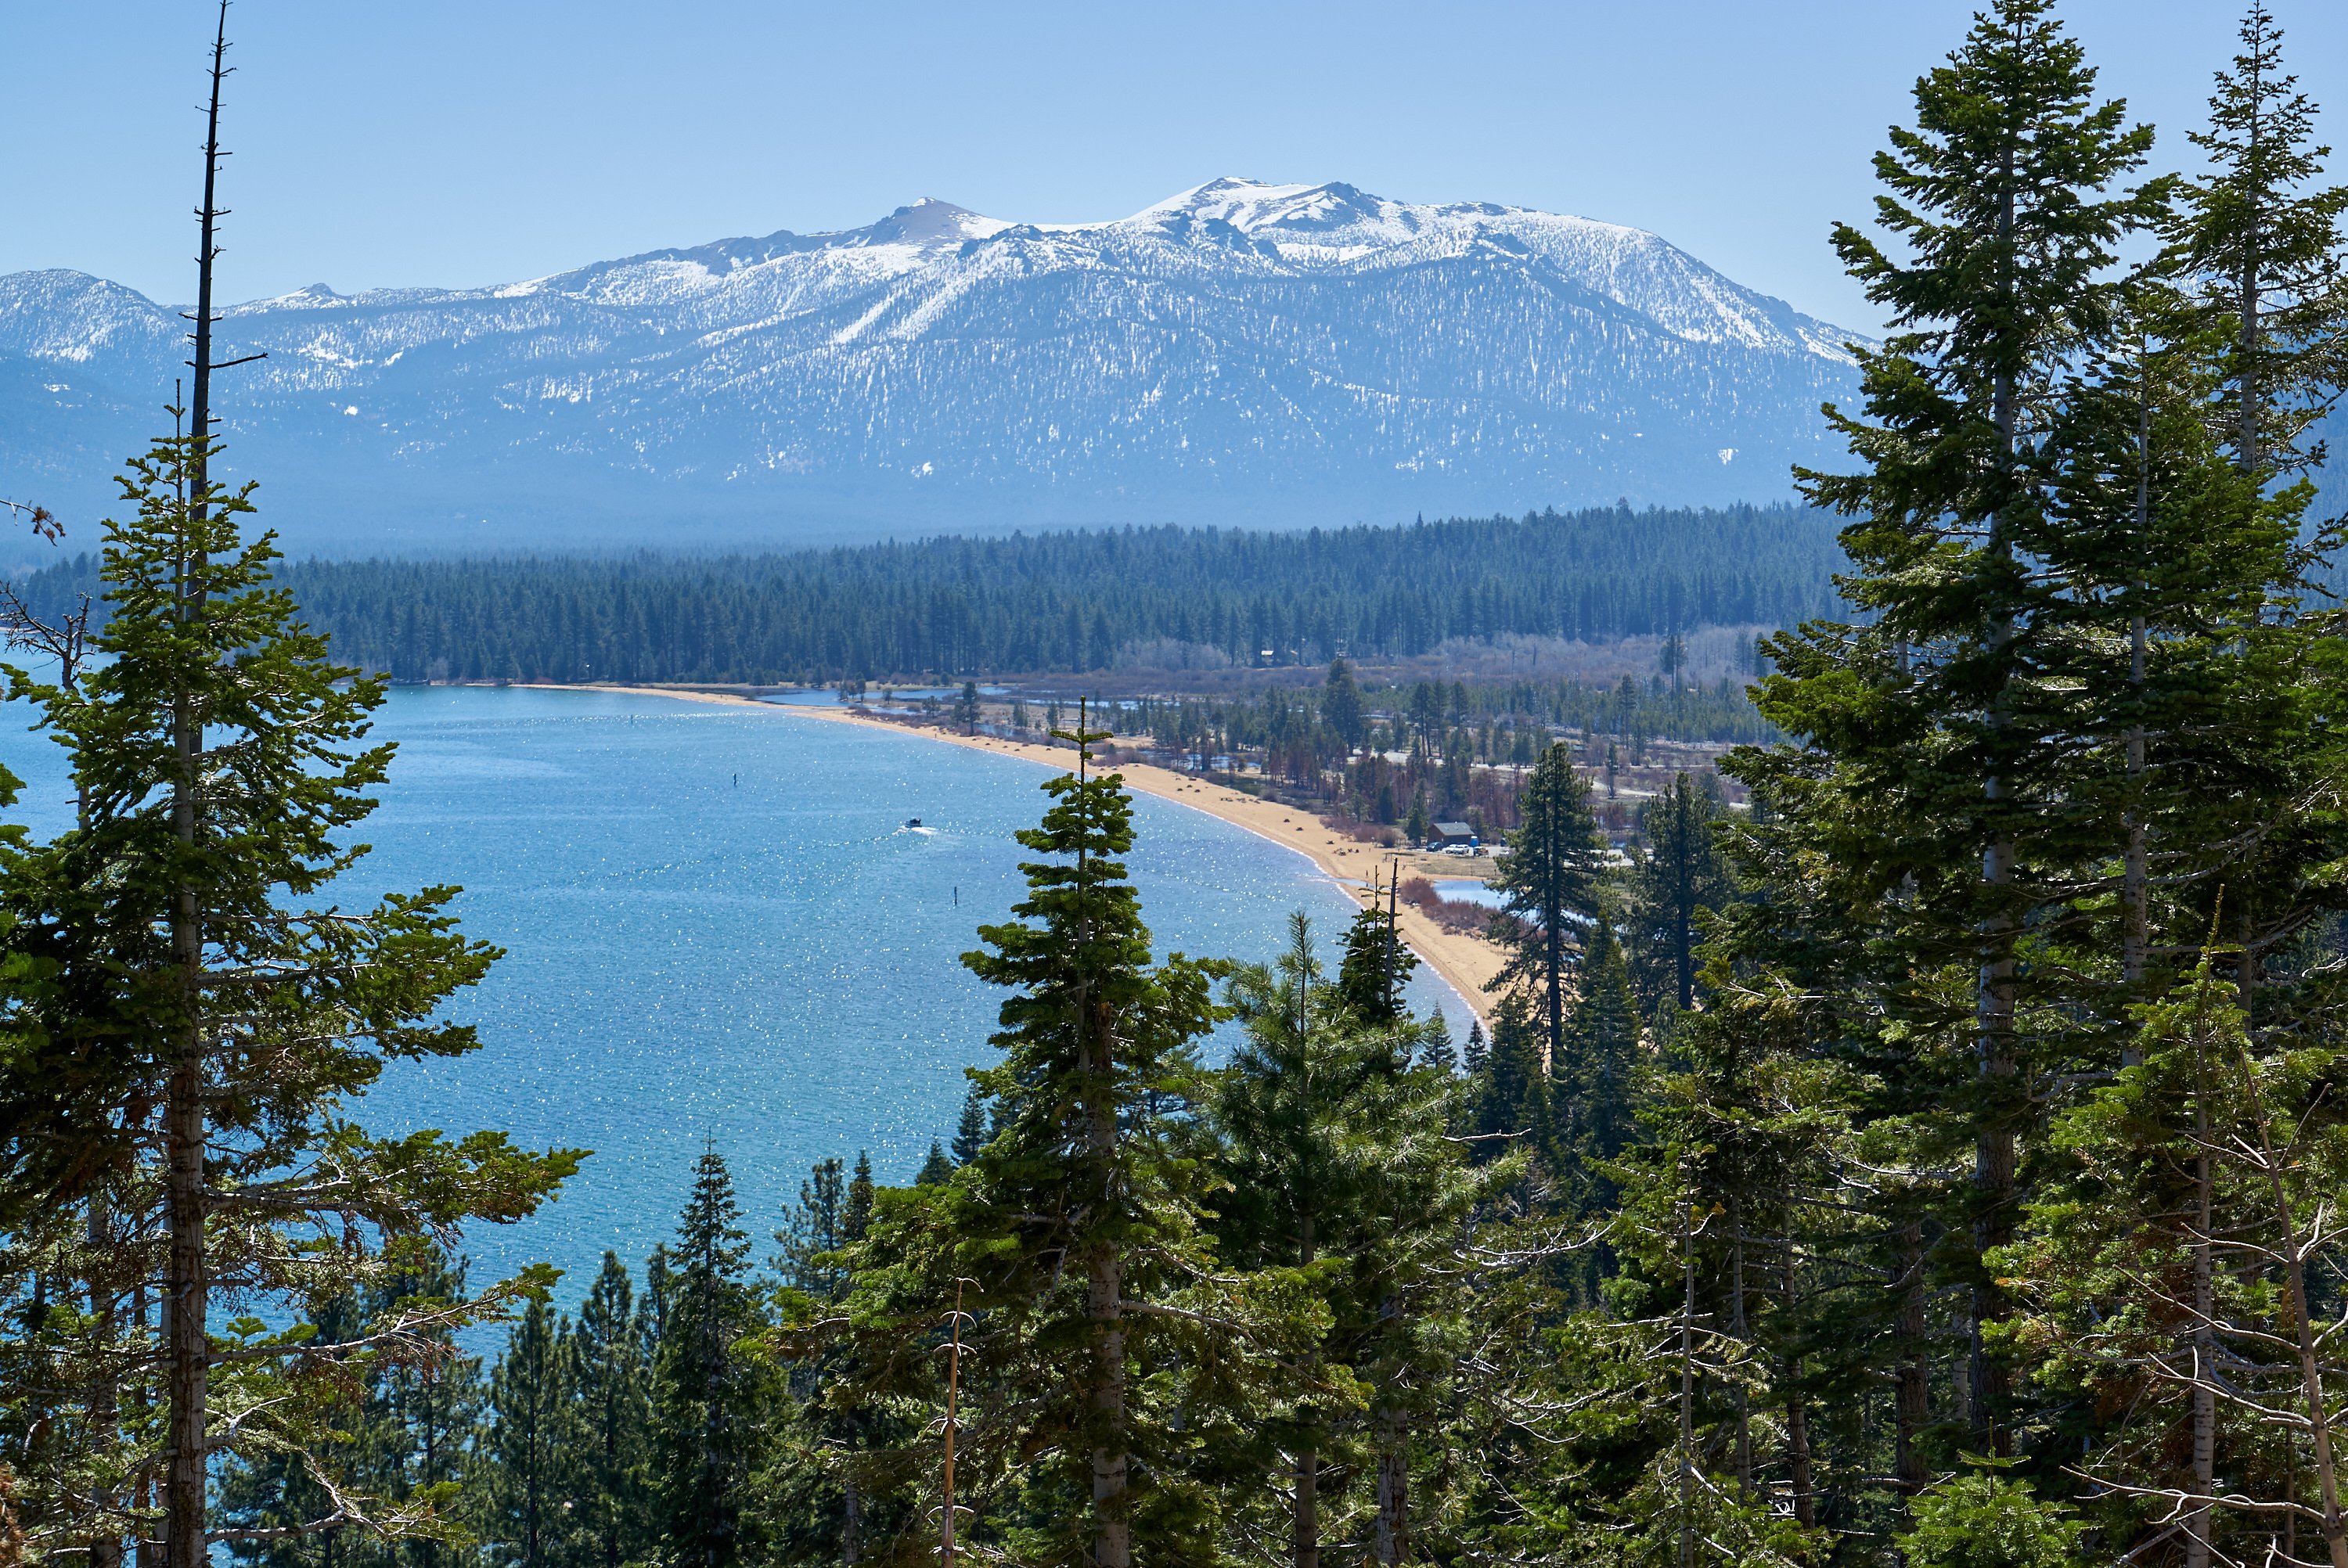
1433,877,1507,908
0,686,1465,1304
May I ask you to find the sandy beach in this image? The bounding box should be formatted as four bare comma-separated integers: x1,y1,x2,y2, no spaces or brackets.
545,685,1504,1023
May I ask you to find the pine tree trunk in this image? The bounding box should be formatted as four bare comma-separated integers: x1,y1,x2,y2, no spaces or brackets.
1729,1207,1751,1492
2290,1433,2302,1567
132,1277,155,1568
1895,1215,1928,1491
1678,1212,1696,1568
1083,987,1129,1568
165,739,206,1566
1673,797,1698,1012
2123,369,2150,1066
1544,915,1565,1077
1781,1228,1814,1529
2282,1217,2348,1568
2245,1051,2348,1568
2238,257,2261,475
167,14,229,1564
2184,1023,2217,1568
2238,901,2259,1020
164,1013,205,1568
1972,184,2022,1452
1089,1237,1128,1568
2188,1141,2215,1568
1294,1450,1318,1568
841,1476,860,1568
1374,1396,1407,1568
605,1394,624,1568
87,1189,122,1568
1295,1217,1318,1568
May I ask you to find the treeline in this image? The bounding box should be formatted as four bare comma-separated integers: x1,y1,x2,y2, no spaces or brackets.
13,504,1840,685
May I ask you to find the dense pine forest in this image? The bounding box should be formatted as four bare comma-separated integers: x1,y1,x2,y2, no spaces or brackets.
12,505,1838,686
9,4,2348,1568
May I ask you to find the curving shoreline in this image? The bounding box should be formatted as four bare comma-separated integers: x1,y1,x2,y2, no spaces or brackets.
534,685,1502,1023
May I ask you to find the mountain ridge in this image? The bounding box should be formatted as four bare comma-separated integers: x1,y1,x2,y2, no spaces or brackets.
0,178,1867,554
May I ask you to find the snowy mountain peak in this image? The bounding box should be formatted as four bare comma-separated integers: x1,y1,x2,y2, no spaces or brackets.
0,178,1867,549
864,197,1014,246
1133,176,1349,226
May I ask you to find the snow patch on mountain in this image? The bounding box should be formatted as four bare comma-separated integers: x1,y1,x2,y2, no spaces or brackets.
0,178,1866,550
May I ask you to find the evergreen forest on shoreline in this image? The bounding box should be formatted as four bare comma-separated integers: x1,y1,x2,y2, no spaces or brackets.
10,505,1838,691
9,4,2348,1568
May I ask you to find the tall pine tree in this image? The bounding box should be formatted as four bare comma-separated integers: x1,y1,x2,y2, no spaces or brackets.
1486,743,1609,1070
653,1153,771,1568
1769,0,2166,1451
484,1297,578,1568
570,1253,654,1568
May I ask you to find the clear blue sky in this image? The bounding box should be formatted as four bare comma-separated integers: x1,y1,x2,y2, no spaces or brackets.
5,2,2342,333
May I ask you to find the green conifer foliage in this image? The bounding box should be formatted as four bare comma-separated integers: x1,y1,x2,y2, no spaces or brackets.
1487,743,1609,1067
1212,917,1369,1568
1614,973,1861,1535
844,1154,875,1243
1321,660,1365,754
1334,901,1417,1027
775,1161,850,1304
569,1253,655,1568
1899,1475,2082,1568
653,1153,770,1568
0,422,578,1557
372,1250,491,1568
213,1284,373,1568
1212,913,1485,1568
211,1246,489,1568
813,720,1317,1568
0,29,573,1552
2155,2,2348,1053
1558,916,1641,1201
1417,1014,1457,1076
1760,0,2168,1450
486,1296,579,1568
754,1152,912,1568
1625,774,1730,1013
948,721,1237,1566
1695,5,2348,1544
1460,1019,1488,1079
949,1088,990,1167
2004,943,2348,1566
1470,994,1554,1169
2173,2,2348,479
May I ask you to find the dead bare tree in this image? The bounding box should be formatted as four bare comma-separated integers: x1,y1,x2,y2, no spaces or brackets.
0,500,63,545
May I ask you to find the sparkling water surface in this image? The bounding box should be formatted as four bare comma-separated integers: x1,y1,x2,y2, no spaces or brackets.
0,685,1465,1303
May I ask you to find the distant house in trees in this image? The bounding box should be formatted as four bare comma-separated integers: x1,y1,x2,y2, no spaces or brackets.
1432,820,1478,851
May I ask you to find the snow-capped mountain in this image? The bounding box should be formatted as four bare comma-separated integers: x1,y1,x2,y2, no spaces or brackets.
0,178,1866,552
